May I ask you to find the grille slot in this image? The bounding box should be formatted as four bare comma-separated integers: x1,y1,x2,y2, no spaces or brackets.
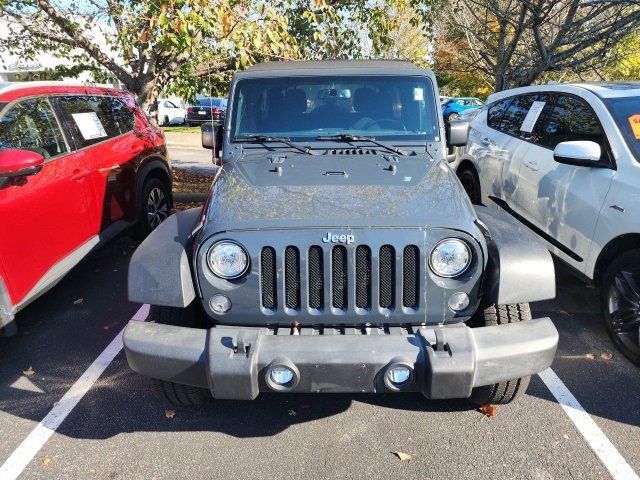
332,246,348,309
260,247,277,310
379,245,395,309
308,246,324,310
403,245,419,308
355,246,372,309
284,246,301,310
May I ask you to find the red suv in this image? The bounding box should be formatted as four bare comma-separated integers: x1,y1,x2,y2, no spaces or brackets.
0,82,173,335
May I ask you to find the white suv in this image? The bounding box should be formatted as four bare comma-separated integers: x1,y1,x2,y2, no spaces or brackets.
453,82,640,364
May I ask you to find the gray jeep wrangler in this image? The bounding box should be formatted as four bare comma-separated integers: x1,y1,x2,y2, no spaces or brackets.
124,60,559,407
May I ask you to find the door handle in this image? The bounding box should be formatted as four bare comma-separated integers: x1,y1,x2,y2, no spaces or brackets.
481,137,491,146
71,169,90,181
524,160,539,171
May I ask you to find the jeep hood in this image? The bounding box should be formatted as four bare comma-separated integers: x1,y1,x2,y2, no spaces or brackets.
202,154,477,233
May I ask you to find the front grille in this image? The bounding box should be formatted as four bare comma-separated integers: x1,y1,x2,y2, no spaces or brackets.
403,246,419,308
308,246,324,309
261,247,277,310
259,243,421,314
355,246,371,309
332,246,348,309
284,247,300,309
379,245,395,309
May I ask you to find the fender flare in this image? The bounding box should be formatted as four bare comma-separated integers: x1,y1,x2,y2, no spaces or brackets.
128,208,202,307
475,205,556,305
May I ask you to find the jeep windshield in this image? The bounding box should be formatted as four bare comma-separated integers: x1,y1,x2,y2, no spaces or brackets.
604,96,640,163
230,75,439,144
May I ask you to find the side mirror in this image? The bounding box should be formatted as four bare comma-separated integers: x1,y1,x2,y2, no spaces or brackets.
553,141,602,167
201,123,223,159
0,149,45,179
445,120,470,147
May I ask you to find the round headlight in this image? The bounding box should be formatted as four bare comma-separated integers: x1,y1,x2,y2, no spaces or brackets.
429,238,471,278
207,241,249,279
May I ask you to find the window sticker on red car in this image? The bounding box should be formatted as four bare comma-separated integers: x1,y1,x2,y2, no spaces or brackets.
71,112,108,140
628,114,640,140
520,101,546,133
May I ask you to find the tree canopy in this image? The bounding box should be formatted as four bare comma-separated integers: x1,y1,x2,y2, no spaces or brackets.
0,0,434,116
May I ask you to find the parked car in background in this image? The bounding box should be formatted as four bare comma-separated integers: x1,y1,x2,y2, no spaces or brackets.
186,97,227,126
439,95,451,105
442,97,484,122
0,81,172,336
453,82,640,364
157,99,186,126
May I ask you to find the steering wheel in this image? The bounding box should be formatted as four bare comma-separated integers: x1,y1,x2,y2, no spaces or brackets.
361,118,406,131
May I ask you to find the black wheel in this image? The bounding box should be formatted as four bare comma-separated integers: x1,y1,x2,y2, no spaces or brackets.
162,115,170,126
601,250,640,365
133,177,172,241
458,167,481,204
148,304,212,405
447,112,458,122
468,303,532,405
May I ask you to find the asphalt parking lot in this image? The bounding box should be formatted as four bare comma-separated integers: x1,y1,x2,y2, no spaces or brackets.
0,233,638,480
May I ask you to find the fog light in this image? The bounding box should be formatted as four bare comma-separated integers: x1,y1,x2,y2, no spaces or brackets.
448,292,470,312
270,366,295,386
386,365,412,385
210,294,231,314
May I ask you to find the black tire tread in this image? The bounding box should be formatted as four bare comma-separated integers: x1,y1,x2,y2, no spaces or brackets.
469,303,532,406
132,177,172,242
147,305,212,406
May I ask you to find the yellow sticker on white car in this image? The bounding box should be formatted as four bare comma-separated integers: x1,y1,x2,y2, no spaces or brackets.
629,114,640,140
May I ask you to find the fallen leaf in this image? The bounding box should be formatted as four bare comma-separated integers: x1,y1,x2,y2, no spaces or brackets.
600,352,613,360
585,353,596,360
563,434,569,439
287,409,297,416
481,404,497,417
23,366,35,376
165,409,176,419
103,325,110,331
586,284,596,289
42,457,51,465
392,451,413,461
558,309,572,317
299,404,310,409
73,298,83,305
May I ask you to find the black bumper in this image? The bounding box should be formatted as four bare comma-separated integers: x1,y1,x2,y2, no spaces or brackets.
123,318,558,400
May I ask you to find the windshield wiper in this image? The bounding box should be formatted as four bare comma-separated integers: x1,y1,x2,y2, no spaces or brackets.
234,135,314,155
315,134,406,156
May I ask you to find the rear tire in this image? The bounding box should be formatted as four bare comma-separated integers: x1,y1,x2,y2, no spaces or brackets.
148,304,212,406
447,112,458,122
133,177,172,242
468,303,532,405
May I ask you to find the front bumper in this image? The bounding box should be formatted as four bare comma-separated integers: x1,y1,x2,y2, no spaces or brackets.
123,318,558,400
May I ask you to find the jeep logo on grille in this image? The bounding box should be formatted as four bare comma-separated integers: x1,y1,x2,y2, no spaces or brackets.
322,232,355,245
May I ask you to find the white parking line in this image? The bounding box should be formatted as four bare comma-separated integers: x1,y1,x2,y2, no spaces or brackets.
0,304,149,480
539,368,639,480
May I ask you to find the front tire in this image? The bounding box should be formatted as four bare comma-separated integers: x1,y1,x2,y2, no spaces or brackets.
133,177,172,241
447,112,458,122
469,304,532,405
601,250,640,365
458,167,481,204
148,304,212,405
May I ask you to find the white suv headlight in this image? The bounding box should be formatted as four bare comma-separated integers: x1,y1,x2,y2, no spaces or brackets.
429,238,471,278
207,241,249,279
